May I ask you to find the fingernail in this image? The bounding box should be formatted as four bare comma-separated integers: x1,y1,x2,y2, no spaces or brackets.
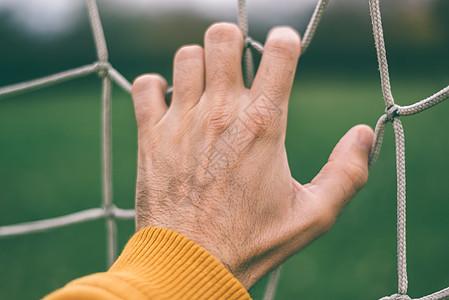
358,127,373,155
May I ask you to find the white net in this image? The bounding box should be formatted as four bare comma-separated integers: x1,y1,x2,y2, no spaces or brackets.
238,0,449,298
0,0,135,269
0,0,448,299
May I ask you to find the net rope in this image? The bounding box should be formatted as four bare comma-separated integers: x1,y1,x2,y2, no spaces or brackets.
0,0,448,299
0,0,135,269
238,0,449,299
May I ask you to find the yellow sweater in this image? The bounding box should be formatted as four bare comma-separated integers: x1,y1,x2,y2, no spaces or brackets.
44,227,251,299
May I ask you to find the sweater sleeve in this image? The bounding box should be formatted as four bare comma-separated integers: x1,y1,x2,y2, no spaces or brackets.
44,227,251,300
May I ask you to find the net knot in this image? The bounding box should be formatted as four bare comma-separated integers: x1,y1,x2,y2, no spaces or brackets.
103,204,116,219
244,36,264,54
380,294,412,300
96,61,110,78
385,104,400,121
244,36,251,48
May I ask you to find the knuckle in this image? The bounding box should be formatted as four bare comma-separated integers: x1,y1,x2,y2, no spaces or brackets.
263,67,293,99
205,102,234,132
208,60,237,88
342,159,369,192
244,109,279,137
176,83,200,102
244,95,282,137
205,22,242,44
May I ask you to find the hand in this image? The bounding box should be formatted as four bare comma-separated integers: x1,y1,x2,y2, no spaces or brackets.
131,22,374,289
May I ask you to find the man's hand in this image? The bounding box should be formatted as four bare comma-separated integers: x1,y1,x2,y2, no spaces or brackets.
131,23,373,289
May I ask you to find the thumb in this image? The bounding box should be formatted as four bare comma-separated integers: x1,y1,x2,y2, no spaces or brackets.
308,125,374,213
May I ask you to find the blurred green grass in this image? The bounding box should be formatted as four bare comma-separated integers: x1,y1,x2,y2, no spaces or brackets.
0,75,448,299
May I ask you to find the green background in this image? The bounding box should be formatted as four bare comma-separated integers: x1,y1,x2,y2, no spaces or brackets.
1,1,448,299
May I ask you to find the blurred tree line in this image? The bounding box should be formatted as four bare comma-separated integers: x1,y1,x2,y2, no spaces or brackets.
0,0,448,86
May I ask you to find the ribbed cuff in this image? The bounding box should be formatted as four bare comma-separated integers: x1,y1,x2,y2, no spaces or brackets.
107,227,251,300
